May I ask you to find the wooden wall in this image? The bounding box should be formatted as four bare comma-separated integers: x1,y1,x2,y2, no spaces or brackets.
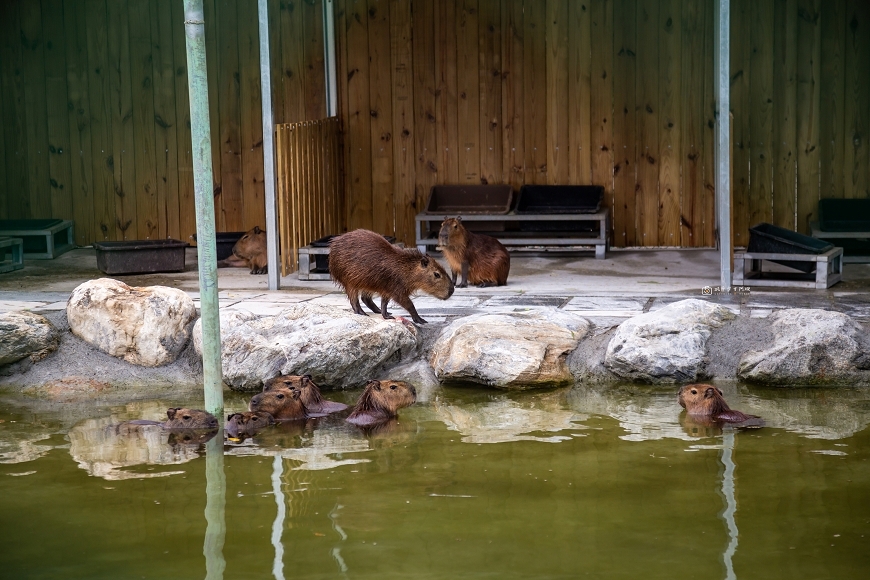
337,0,870,248
0,0,326,246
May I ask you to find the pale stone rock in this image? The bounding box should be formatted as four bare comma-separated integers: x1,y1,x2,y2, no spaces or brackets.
66,278,197,367
0,311,59,366
604,299,735,383
429,310,590,388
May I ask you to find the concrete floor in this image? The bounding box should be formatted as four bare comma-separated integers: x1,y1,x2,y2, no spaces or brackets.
2,246,869,322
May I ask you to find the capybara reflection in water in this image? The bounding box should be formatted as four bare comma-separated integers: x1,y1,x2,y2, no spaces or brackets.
678,384,763,426
217,226,267,274
329,229,454,324
249,386,308,421
225,411,276,438
263,375,347,417
346,380,417,426
438,216,510,288
122,407,219,430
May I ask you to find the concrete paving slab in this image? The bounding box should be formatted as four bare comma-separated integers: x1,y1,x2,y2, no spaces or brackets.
0,300,48,312
563,296,648,311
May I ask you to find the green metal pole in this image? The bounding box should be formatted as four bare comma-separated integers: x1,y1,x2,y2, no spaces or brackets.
183,0,223,418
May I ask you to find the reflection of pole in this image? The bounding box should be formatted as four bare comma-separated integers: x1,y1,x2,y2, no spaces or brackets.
203,433,226,580
720,430,738,580
271,456,286,580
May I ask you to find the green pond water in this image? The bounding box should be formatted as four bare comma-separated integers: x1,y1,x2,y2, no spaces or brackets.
1,384,869,580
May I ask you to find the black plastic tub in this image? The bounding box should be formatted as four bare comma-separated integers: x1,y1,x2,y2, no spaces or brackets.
308,234,395,272
818,198,870,232
424,185,514,214
192,231,246,261
94,239,189,275
747,223,834,273
516,185,604,214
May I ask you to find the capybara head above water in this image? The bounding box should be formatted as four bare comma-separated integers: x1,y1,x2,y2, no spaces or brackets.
677,384,762,425
225,411,276,438
438,216,510,288
346,380,417,426
263,374,348,416
162,408,219,430
231,226,268,275
329,228,454,324
249,386,307,421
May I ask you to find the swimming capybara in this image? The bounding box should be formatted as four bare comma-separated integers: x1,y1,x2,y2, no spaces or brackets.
263,375,348,417
678,384,763,426
438,216,510,288
225,411,276,438
123,407,219,430
346,380,417,426
249,386,308,421
223,226,267,274
329,228,454,324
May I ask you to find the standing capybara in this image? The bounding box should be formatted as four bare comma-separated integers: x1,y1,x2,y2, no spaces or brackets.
346,380,417,426
438,217,510,287
221,226,267,274
329,229,454,324
122,407,219,430
225,411,276,438
249,386,308,421
678,384,763,426
263,375,348,417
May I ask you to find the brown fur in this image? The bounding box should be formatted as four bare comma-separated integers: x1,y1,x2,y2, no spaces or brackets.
329,229,454,324
228,226,267,274
225,411,275,438
162,408,219,430
678,384,762,425
263,375,347,417
438,217,510,287
249,386,308,421
346,380,417,426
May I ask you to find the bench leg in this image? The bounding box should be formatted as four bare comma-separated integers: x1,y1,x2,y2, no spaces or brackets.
595,244,605,260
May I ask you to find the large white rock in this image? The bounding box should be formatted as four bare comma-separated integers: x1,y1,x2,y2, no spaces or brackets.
738,308,868,385
192,303,420,391
66,278,197,367
0,311,59,366
604,299,735,383
429,310,590,388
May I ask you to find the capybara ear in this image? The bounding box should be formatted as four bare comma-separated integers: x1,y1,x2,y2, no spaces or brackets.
456,215,462,222
704,387,716,399
366,379,381,390
166,408,179,420
253,226,262,234
420,256,430,268
717,388,724,396
303,374,313,381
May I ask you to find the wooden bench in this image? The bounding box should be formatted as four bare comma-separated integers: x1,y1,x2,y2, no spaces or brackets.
0,219,75,259
732,246,843,289
810,221,870,264
0,237,24,274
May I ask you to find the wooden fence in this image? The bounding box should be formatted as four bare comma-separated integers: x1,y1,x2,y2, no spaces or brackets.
275,117,344,276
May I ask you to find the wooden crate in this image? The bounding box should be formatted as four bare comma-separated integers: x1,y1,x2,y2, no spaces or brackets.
732,246,843,289
810,222,870,264
0,219,75,259
0,237,24,274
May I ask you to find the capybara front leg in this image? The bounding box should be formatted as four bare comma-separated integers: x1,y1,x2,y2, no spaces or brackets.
395,296,427,324
362,293,381,314
347,290,367,316
457,262,469,288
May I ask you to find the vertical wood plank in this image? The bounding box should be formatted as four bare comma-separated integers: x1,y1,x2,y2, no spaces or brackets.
172,0,195,242
346,0,373,230
457,0,480,184
268,0,285,124
435,0,459,184
819,0,846,202
523,0,546,184
612,0,637,246
591,0,614,220
390,0,417,244
303,0,327,122
217,0,243,232
700,0,717,245
203,0,222,234
0,2,30,219
238,0,266,231
150,0,179,240
843,0,869,199
730,0,751,246
635,0,659,246
795,0,822,232
772,0,797,231
129,0,158,238
546,0,569,184
86,0,115,239
478,0,502,186
63,0,94,243
679,0,705,247
279,0,305,123
412,0,438,216
569,0,592,185
368,0,395,235
501,0,524,192
748,0,774,229
657,0,681,246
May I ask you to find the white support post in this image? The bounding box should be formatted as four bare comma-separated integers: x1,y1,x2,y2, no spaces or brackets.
715,0,732,288
323,0,338,117
258,0,280,290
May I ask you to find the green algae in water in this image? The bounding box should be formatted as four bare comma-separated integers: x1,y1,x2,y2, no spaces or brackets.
1,385,869,579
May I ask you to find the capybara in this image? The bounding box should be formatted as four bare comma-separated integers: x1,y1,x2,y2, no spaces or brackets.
249,386,308,421
438,216,510,288
123,407,219,430
346,380,417,426
678,384,763,426
329,228,454,324
222,226,267,274
225,411,276,438
263,374,348,417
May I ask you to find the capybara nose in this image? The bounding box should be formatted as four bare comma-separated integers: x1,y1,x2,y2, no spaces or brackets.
249,394,263,411
410,385,417,397
447,283,455,298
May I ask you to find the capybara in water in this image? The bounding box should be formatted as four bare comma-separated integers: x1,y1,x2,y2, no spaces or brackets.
263,375,348,417
438,216,510,288
678,384,763,426
329,228,454,324
123,407,219,430
221,226,267,274
346,380,417,426
249,386,308,421
225,411,276,438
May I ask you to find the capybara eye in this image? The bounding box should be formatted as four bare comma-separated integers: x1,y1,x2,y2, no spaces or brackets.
390,384,397,390
434,272,441,279
690,389,697,395
183,415,191,420
277,394,284,400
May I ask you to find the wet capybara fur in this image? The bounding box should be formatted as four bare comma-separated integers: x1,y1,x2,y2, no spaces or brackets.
123,408,219,430
329,229,454,324
678,384,763,426
263,375,347,417
223,226,267,274
346,380,417,426
439,216,510,287
249,386,308,421
225,411,276,438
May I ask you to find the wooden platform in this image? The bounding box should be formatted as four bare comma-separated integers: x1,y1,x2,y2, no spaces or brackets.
810,221,870,264
0,219,75,259
415,209,610,259
0,237,24,274
732,247,843,289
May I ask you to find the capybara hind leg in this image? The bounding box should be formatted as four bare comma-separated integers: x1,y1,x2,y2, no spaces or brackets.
476,281,497,288
379,296,395,320
395,295,427,324
347,290,366,316
362,293,381,314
